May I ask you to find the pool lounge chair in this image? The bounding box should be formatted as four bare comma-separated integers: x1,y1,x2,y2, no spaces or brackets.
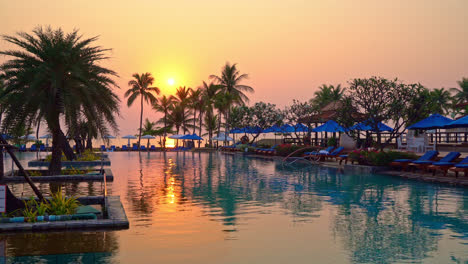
304,146,335,157
447,158,468,178
19,145,26,152
100,145,106,151
323,147,344,161
409,151,460,172
150,145,156,151
140,145,146,151
122,145,128,151
429,156,468,177
30,145,37,151
389,150,439,171
39,145,46,151
110,145,116,151
132,145,138,151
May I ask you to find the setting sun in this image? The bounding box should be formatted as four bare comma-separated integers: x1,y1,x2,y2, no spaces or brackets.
167,78,175,86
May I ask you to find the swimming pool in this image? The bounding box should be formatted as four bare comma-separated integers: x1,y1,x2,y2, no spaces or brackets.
2,152,468,263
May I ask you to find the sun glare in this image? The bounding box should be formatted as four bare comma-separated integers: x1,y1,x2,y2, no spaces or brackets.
167,78,175,86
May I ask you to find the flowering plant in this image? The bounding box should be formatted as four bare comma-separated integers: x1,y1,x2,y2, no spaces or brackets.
348,149,417,166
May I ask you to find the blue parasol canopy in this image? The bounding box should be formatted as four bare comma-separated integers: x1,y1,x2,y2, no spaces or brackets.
293,123,309,132
443,115,468,128
244,126,263,134
263,124,283,133
312,120,347,132
229,128,245,134
180,133,203,140
351,120,393,132
280,124,295,133
407,114,453,130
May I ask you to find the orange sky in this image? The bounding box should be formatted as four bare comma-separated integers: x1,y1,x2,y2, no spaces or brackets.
1,0,468,135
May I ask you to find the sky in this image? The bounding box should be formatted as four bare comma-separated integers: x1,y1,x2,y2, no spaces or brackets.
1,0,468,136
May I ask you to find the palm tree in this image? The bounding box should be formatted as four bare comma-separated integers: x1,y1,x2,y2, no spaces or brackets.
430,88,452,115
139,118,157,148
125,73,160,148
166,104,192,146
210,63,254,140
203,112,218,147
171,86,192,134
310,84,345,109
0,27,120,176
153,95,174,148
210,62,254,105
451,78,468,114
213,92,232,142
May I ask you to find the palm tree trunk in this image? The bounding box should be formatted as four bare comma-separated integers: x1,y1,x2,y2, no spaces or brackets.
198,111,203,148
163,112,167,149
49,125,63,176
138,95,143,149
60,131,76,161
193,109,197,134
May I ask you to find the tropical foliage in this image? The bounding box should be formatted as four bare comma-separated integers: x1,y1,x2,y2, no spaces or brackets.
0,27,120,175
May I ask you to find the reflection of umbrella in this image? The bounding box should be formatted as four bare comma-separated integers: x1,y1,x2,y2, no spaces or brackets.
408,114,453,150
312,120,347,132
212,133,233,141
40,134,52,147
122,134,137,146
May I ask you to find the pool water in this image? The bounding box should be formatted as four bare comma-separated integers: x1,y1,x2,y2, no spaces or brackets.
1,152,467,263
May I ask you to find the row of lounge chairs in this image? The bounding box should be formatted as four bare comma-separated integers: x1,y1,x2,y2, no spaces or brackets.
100,145,191,151
303,146,345,161
18,144,47,152
390,150,468,177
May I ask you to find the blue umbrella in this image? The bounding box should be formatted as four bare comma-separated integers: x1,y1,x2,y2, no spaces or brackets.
293,123,309,132
280,124,295,133
263,124,283,133
229,128,245,134
312,120,347,132
443,115,468,128
351,121,393,132
180,133,203,140
244,126,263,134
407,114,453,130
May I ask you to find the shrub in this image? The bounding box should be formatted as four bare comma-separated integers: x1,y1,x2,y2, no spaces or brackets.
327,137,337,147
348,150,418,166
47,189,80,215
236,144,256,153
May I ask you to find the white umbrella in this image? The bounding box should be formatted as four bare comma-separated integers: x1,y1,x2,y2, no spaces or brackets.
141,135,155,148
20,134,36,141
169,134,185,139
103,135,116,139
213,133,233,141
122,135,137,146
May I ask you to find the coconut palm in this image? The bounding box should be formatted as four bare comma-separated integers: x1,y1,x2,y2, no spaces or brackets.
430,88,452,115
125,73,160,148
0,27,120,176
171,86,192,134
210,62,254,105
310,84,345,109
153,95,174,148
203,112,218,147
139,118,157,148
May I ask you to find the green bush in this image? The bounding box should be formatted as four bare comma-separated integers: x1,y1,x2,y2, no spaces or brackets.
236,144,256,153
348,150,418,166
327,137,337,147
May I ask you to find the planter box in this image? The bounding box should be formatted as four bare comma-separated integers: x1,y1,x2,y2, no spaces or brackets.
28,157,111,168
0,195,128,232
4,168,113,182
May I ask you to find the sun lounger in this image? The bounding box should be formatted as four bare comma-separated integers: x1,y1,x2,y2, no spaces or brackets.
39,145,46,151
409,151,460,172
30,145,37,151
429,156,468,177
110,145,116,151
389,150,438,171
100,145,106,151
132,145,138,151
122,145,128,151
19,145,26,152
323,147,344,160
304,146,334,156
150,145,156,151
140,145,146,151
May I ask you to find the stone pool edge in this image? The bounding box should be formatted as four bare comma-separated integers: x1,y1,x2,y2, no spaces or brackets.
0,195,129,233
3,168,114,182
